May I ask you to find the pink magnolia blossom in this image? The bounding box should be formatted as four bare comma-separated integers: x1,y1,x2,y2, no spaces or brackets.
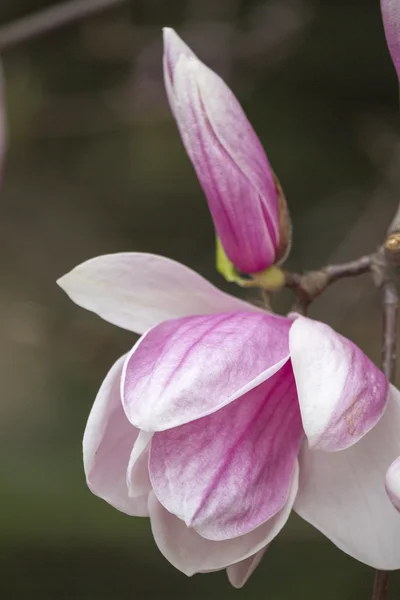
381,0,400,81
58,253,400,587
163,28,287,275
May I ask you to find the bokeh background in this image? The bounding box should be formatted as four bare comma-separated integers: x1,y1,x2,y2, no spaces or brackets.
1,0,400,598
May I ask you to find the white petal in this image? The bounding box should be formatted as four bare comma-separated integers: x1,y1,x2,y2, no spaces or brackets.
385,456,400,512
295,385,400,569
126,431,153,498
289,316,388,451
58,253,259,334
226,548,267,588
83,355,148,516
163,27,196,116
148,462,298,576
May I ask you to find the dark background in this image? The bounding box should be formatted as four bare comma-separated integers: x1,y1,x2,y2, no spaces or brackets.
1,0,400,597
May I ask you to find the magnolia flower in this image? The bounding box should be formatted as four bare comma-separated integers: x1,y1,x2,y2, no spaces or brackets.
381,0,400,80
59,253,400,587
163,28,290,275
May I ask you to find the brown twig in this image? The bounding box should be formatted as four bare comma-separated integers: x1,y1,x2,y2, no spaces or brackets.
0,0,128,51
380,278,398,381
372,571,390,600
283,254,372,314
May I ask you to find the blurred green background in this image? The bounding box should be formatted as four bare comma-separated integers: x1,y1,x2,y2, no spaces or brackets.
1,0,400,597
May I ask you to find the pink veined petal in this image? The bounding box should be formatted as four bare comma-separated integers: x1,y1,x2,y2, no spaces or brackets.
122,311,291,431
381,0,400,81
385,455,400,512
172,55,277,274
148,462,298,576
149,361,303,540
126,431,153,498
289,316,388,451
295,385,400,570
226,547,267,589
83,355,148,516
194,55,279,245
57,253,259,335
164,28,280,274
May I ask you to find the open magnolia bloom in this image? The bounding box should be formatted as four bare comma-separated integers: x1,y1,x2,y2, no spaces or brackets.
58,253,400,588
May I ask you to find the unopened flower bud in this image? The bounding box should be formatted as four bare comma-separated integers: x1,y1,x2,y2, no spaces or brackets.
163,28,290,275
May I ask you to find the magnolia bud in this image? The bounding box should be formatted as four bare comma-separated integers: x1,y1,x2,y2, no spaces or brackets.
163,28,290,275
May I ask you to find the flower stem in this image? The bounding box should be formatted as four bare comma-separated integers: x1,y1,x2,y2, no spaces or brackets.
372,570,390,600
380,278,398,383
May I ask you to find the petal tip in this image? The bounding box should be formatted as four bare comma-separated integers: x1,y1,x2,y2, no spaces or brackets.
162,27,176,46
56,273,69,291
162,27,194,63
163,26,176,38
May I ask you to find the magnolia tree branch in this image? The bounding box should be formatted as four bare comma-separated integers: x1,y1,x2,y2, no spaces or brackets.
283,213,399,600
372,567,390,600
381,278,398,382
0,0,129,51
283,255,373,314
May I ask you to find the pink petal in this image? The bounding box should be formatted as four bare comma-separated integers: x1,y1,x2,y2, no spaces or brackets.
57,253,259,334
122,311,291,431
149,361,302,540
385,455,400,511
163,26,280,275
193,58,279,243
289,317,388,451
381,0,400,81
148,462,298,576
295,385,400,569
226,548,267,588
172,55,278,274
83,355,148,516
126,431,153,498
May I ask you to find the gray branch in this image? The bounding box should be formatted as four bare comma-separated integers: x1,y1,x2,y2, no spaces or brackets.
0,0,129,51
